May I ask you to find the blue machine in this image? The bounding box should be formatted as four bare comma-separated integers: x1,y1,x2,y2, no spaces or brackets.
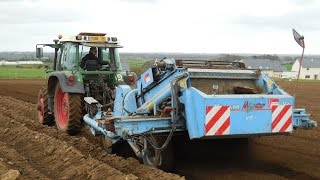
83,58,317,170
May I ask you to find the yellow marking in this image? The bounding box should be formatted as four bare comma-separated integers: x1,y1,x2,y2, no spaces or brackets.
147,103,154,110
267,79,273,90
179,79,187,88
89,36,106,41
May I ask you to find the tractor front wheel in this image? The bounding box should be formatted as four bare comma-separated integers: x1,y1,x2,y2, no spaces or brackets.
37,87,54,125
54,84,82,135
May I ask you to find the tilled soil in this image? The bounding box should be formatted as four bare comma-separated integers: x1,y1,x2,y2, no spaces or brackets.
0,80,183,180
0,79,319,179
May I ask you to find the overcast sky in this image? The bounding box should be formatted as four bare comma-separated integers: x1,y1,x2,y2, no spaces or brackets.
0,0,320,54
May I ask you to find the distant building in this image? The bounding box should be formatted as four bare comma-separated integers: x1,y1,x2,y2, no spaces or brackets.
0,60,43,66
17,61,43,65
241,58,286,78
0,60,17,65
280,71,297,79
292,58,320,80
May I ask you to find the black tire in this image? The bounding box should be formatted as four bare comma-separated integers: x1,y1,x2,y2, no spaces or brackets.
36,87,54,125
54,83,83,135
142,135,175,172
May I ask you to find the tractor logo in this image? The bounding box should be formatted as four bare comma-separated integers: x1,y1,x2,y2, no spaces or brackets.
254,103,265,109
117,74,123,81
243,101,265,110
243,101,249,109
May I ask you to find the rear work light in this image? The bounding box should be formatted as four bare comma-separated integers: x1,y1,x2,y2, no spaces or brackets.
67,75,75,86
128,76,135,85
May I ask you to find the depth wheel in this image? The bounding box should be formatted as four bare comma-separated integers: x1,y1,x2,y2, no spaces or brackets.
36,87,54,125
54,83,82,135
142,135,174,172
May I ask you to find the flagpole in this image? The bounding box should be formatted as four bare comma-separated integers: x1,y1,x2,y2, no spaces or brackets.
296,46,304,84
292,29,305,103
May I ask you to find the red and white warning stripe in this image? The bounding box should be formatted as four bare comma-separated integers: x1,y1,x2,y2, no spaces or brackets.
271,105,293,133
269,98,279,108
205,106,230,135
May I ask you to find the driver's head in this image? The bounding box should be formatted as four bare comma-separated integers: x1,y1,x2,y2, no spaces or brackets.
90,47,97,56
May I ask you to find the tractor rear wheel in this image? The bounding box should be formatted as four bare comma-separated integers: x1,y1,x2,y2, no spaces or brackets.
142,135,174,172
54,84,82,135
37,87,54,125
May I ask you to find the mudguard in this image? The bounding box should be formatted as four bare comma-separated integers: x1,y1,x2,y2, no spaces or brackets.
48,72,85,94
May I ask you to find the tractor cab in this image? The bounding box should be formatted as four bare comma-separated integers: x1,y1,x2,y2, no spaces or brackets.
36,32,135,88
56,32,122,72
36,33,136,135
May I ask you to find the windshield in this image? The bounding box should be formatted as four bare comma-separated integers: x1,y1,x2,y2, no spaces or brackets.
79,45,122,70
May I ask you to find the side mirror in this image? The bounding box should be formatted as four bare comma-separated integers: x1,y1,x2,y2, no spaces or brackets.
36,47,43,59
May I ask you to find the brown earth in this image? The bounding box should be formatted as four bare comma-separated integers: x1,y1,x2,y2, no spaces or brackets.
0,79,319,179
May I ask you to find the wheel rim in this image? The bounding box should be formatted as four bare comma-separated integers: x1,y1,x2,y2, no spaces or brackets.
145,148,161,167
142,136,174,171
38,93,44,123
143,136,162,167
55,86,69,129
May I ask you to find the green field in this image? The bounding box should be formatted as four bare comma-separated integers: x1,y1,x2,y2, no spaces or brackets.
1,64,319,83
0,66,46,79
124,60,145,69
0,61,147,79
282,63,293,71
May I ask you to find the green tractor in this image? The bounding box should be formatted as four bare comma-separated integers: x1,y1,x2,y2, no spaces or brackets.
36,32,136,135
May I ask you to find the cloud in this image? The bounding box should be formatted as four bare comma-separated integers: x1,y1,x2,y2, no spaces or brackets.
0,0,24,2
0,0,89,24
119,0,158,3
290,0,316,5
231,6,320,32
0,0,320,53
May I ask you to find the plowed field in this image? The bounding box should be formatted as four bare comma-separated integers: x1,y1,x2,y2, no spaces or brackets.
0,79,319,180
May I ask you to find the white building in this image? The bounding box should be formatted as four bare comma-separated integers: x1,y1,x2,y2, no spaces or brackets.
280,71,297,79
0,60,17,65
292,58,320,80
0,60,43,66
17,61,43,65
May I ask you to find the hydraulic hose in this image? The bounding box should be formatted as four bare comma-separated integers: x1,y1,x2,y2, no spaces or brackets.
142,72,189,150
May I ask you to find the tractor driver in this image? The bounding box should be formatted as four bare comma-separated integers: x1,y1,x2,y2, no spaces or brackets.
80,47,104,70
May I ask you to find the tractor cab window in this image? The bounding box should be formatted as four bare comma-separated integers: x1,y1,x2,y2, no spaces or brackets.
102,47,122,70
79,45,121,71
113,48,122,70
56,48,62,70
101,48,111,65
80,45,90,60
61,43,78,70
102,48,122,70
79,45,111,65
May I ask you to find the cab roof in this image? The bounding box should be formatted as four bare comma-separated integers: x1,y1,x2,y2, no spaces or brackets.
78,32,106,36
58,32,119,45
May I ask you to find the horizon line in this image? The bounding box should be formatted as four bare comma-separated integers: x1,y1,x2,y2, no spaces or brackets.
0,51,317,56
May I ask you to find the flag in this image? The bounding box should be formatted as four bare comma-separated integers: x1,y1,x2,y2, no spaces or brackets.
292,29,305,48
